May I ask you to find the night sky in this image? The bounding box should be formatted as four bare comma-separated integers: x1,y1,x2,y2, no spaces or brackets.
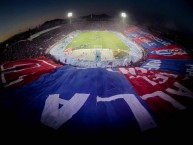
1,0,193,42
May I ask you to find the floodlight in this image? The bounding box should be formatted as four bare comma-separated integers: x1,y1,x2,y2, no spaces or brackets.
67,12,73,24
121,12,126,18
121,12,127,24
68,12,72,18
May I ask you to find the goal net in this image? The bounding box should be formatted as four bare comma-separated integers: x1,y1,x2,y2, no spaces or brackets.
94,45,102,49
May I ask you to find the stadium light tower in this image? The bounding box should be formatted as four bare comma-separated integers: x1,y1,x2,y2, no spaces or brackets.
67,12,73,24
121,12,126,24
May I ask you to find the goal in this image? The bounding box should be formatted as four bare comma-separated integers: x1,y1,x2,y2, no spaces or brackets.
94,45,102,49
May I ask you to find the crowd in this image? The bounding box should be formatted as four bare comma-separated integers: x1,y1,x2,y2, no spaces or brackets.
0,21,129,65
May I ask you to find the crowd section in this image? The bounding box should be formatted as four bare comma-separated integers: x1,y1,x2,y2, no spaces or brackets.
0,21,127,64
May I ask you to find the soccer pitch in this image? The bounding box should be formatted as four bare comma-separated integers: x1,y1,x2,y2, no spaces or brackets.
65,31,130,59
66,31,129,50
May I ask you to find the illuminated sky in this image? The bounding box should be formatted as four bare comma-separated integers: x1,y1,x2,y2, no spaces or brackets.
0,0,193,42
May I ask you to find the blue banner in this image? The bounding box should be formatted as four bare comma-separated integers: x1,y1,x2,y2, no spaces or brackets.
0,66,157,137
141,59,193,75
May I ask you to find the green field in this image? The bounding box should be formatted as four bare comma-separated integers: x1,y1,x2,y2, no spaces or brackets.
65,31,130,58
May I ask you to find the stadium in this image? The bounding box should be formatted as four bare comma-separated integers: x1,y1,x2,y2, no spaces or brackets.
50,30,143,67
1,4,193,145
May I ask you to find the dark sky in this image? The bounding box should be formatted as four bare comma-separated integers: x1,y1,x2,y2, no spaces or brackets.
1,0,193,42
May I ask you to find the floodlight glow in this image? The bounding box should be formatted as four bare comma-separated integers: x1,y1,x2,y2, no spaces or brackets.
121,12,126,18
68,12,72,17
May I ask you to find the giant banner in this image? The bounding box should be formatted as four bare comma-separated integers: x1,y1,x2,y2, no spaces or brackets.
118,67,193,118
0,66,157,137
0,57,61,89
141,59,193,76
147,45,192,59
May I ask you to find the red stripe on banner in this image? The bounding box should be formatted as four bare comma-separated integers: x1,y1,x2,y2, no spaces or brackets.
118,67,193,118
148,44,192,59
0,56,61,91
124,26,141,33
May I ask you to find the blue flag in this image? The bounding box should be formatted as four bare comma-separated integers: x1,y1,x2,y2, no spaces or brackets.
0,66,157,137
141,58,193,75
